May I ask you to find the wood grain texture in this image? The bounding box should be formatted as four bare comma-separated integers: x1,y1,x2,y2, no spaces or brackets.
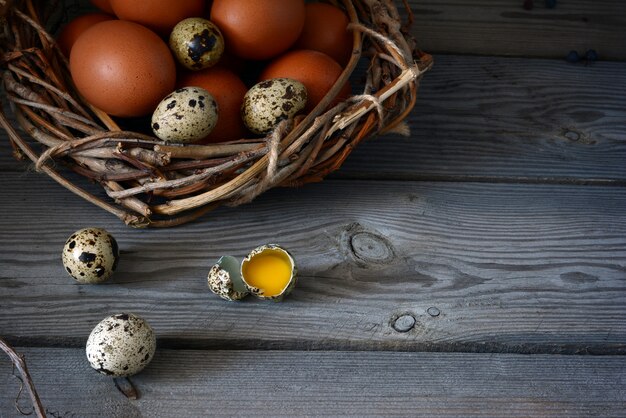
409,0,626,59
1,348,625,417
0,2,624,414
340,55,626,182
0,172,624,353
3,56,626,183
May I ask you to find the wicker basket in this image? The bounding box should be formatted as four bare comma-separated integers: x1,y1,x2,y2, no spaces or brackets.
0,0,432,227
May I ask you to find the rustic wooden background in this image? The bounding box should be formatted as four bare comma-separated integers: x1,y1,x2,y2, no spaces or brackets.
1,0,625,416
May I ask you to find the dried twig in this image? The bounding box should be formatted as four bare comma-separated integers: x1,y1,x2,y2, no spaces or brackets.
0,337,46,418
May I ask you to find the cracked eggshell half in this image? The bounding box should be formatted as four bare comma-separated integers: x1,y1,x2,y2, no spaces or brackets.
240,244,297,302
86,313,156,377
207,255,249,301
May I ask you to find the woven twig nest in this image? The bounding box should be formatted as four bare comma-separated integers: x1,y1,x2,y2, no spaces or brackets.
0,0,432,227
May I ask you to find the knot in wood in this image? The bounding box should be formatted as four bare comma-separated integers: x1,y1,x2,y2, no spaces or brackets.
349,232,395,264
563,130,580,141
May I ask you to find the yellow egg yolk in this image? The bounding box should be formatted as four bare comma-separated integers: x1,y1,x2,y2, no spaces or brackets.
242,250,293,297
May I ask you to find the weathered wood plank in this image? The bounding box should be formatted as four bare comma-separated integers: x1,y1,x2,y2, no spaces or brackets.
3,56,626,182
0,172,625,353
340,55,626,182
1,348,625,417
409,0,626,60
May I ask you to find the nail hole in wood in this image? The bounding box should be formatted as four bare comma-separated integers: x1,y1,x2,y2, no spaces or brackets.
427,307,441,317
392,313,416,332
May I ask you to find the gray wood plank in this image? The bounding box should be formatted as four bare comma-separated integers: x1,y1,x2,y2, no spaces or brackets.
340,55,626,182
410,0,626,60
1,348,625,417
3,56,626,182
0,172,625,353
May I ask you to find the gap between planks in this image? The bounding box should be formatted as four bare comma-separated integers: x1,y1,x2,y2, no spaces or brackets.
2,335,626,356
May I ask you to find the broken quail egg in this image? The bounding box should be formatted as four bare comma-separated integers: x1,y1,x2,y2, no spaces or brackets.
169,18,225,71
241,78,307,135
207,255,249,301
86,313,156,377
151,87,219,143
61,227,119,284
241,244,297,302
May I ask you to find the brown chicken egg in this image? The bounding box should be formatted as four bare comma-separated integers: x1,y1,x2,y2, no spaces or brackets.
260,49,351,113
295,2,353,66
109,0,206,37
210,0,305,60
177,67,249,142
57,12,115,58
70,20,176,118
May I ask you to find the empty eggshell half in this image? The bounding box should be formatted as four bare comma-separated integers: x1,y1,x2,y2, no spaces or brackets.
208,255,250,301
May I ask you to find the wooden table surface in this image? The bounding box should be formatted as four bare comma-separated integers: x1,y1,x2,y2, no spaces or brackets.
1,1,626,416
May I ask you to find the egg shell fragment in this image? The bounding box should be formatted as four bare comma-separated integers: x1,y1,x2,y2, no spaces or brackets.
86,313,156,377
241,78,307,135
61,227,119,284
207,255,249,301
169,18,225,71
151,87,219,143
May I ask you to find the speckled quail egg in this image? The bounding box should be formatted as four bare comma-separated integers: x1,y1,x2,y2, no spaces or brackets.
86,313,156,377
241,78,307,135
61,227,119,284
169,18,225,71
207,255,249,301
151,87,219,142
